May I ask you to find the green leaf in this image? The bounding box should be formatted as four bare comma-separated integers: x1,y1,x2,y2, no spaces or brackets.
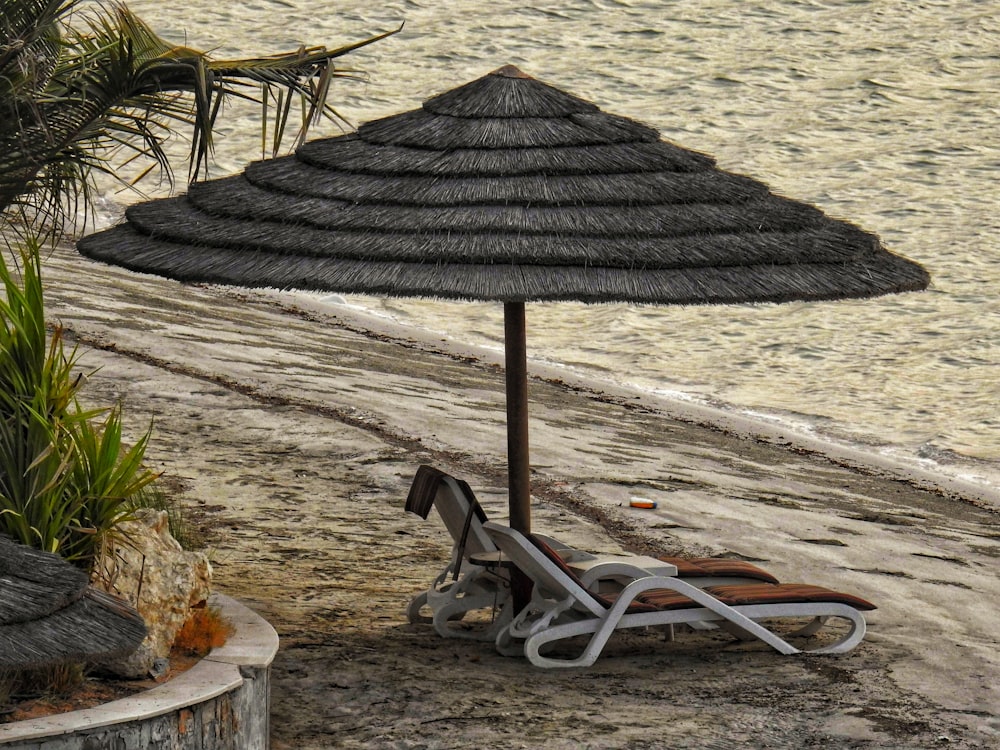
2,0,399,235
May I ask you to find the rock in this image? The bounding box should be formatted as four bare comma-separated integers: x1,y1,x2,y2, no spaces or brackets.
149,656,171,679
96,509,212,678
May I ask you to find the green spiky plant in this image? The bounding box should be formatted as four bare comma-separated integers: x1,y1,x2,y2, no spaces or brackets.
1,0,397,235
0,241,159,568
0,242,85,556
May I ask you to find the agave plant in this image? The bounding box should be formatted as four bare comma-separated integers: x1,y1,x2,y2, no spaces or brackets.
0,242,84,556
1,0,397,234
0,241,158,567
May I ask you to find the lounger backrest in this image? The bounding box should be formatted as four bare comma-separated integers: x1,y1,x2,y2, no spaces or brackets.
437,477,494,558
404,465,495,557
483,522,607,617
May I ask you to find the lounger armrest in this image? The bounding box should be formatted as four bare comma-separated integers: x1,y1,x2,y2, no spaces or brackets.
571,556,678,588
577,562,660,589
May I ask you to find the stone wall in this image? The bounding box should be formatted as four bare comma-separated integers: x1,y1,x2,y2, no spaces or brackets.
0,595,276,750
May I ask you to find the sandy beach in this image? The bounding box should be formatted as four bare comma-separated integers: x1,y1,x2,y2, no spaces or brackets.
37,241,999,749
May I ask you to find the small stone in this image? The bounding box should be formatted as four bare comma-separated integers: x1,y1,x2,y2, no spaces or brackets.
149,657,171,679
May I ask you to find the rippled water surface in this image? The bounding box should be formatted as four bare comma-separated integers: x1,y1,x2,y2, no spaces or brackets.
111,1,1000,492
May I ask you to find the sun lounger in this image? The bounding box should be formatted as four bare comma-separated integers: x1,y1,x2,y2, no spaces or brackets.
404,465,532,641
484,522,876,668
404,465,778,642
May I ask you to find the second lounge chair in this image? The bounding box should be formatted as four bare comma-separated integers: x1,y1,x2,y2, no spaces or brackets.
485,522,876,668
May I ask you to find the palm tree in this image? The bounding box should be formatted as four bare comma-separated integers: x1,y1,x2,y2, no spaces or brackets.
1,0,397,235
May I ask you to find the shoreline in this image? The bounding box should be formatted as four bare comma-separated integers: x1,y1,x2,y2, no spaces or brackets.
270,288,1000,512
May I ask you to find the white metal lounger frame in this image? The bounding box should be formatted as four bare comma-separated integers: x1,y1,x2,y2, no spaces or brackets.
406,475,530,641
405,473,675,642
406,469,777,642
484,522,870,668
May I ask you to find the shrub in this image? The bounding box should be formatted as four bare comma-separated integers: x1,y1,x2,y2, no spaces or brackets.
127,483,192,551
0,663,85,720
0,241,158,569
173,605,233,657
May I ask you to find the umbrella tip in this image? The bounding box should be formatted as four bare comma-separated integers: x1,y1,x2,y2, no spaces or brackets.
491,64,533,79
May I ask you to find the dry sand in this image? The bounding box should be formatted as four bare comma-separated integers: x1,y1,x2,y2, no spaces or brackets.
36,242,1000,748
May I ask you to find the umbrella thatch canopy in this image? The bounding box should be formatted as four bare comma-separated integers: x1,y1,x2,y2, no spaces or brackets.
0,535,146,669
78,65,929,536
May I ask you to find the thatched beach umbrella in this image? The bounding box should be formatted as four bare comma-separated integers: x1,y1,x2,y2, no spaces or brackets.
0,535,146,669
78,65,928,539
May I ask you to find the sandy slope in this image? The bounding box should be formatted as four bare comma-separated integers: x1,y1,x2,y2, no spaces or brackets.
35,242,1000,748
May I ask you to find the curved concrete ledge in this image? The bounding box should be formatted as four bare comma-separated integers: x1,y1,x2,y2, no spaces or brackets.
0,593,278,749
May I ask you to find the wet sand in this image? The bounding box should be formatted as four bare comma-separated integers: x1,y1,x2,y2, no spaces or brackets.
37,242,1000,748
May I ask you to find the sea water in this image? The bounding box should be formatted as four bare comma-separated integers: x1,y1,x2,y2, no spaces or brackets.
94,0,1000,499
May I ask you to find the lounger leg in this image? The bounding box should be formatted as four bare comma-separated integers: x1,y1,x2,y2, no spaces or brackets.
523,618,620,668
433,591,512,641
408,564,454,624
407,591,432,624
803,611,866,654
495,622,524,657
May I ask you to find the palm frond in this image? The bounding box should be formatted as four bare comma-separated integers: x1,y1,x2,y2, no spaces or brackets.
0,0,72,105
1,0,400,236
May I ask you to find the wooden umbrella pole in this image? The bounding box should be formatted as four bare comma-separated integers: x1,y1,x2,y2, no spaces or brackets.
504,302,532,535
504,301,533,612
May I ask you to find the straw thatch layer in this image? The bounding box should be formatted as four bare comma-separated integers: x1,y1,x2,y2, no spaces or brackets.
80,224,928,304
0,588,147,669
77,65,929,304
122,198,870,269
0,535,146,669
357,109,661,150
296,137,716,176
172,183,824,239
243,159,767,206
422,65,598,118
0,535,88,625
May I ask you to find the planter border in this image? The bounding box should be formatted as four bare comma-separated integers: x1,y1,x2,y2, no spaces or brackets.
0,593,277,747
